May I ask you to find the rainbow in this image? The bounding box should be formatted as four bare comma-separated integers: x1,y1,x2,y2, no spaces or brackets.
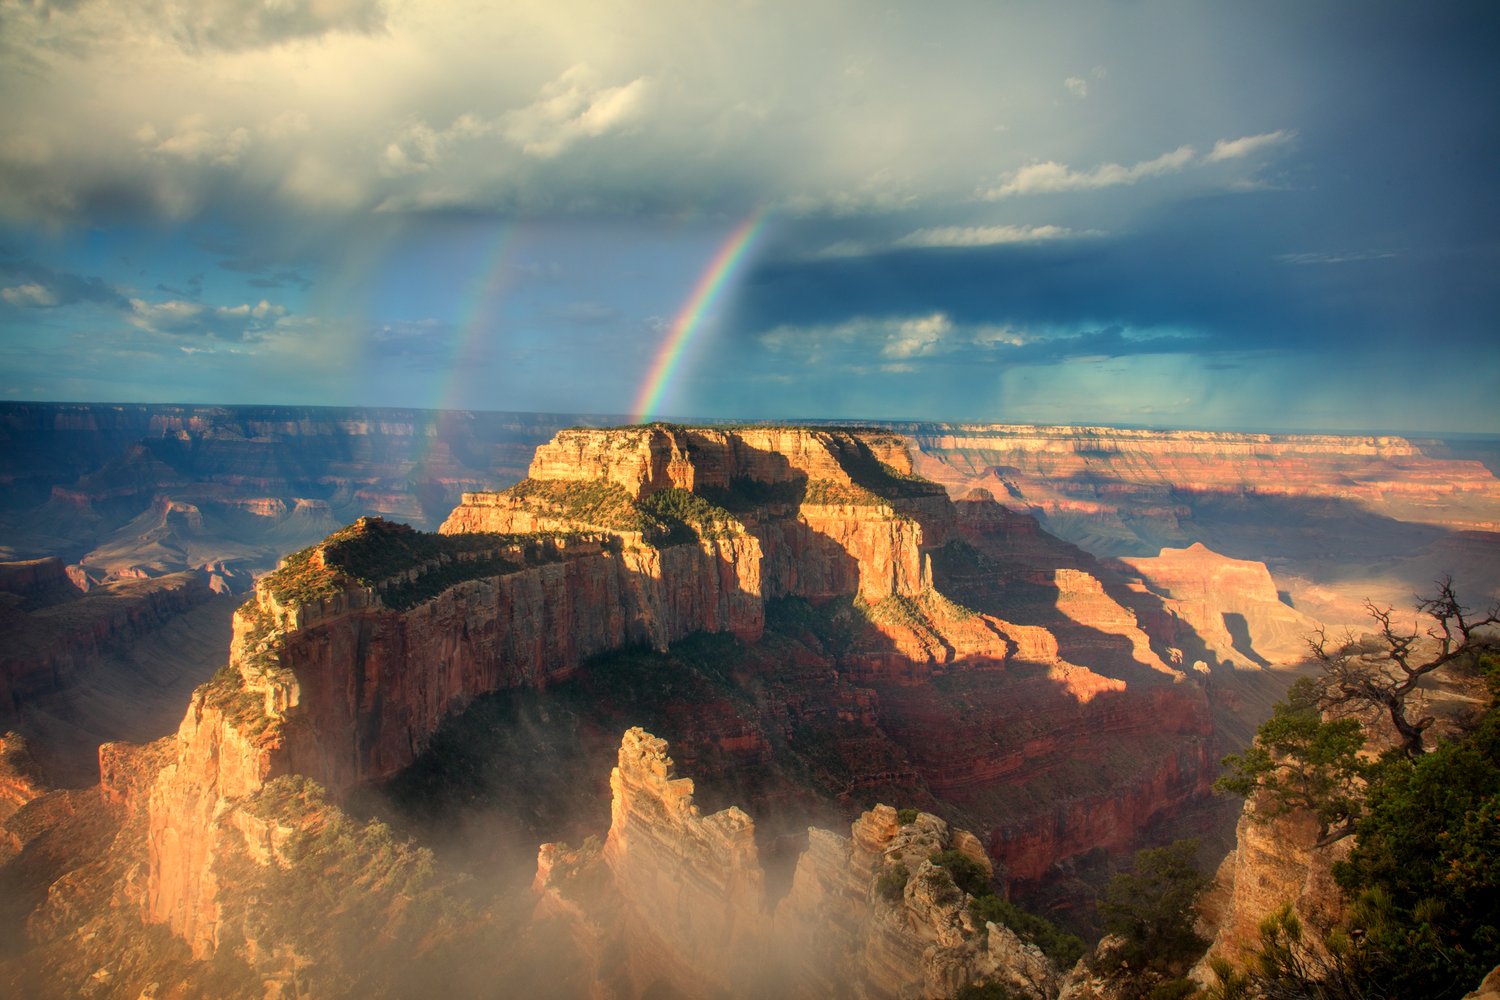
631,209,767,423
409,223,520,479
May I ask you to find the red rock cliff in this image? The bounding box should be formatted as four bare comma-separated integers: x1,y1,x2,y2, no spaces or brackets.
126,425,1235,968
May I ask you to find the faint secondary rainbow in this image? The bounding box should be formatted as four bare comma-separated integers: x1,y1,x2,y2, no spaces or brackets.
411,223,520,479
631,210,767,423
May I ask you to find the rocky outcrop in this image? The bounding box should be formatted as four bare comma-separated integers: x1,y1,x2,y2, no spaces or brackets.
0,557,82,610
447,424,939,604
527,426,884,497
535,728,1059,1000
0,731,46,830
599,728,769,996
1120,543,1319,667
1191,798,1349,983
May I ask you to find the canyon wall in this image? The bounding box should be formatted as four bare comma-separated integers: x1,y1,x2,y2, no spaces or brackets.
0,567,213,713
1119,543,1318,667
7,423,1246,995
904,424,1500,528
904,421,1500,629
136,426,951,956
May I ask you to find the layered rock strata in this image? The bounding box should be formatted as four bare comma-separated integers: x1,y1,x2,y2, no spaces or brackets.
1118,543,1319,668
906,423,1500,531
0,569,212,712
48,425,1225,980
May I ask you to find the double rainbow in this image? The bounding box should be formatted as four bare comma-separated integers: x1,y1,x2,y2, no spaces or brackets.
630,210,767,423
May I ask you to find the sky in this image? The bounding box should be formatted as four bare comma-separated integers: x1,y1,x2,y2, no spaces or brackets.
1,0,1496,433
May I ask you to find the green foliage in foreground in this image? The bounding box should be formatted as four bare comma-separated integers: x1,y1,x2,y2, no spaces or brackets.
1216,677,1372,845
1097,839,1212,974
932,849,992,898
1207,662,1500,1000
1332,702,1500,998
969,893,1087,971
876,863,910,903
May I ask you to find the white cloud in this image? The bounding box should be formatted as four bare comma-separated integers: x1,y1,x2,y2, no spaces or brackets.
983,145,1196,198
819,223,1093,258
141,117,251,165
883,313,952,358
2,283,60,307
1276,248,1397,265
0,0,1305,226
971,326,1033,348
127,297,287,340
983,130,1297,200
502,66,652,159
1207,129,1296,162
893,224,1088,248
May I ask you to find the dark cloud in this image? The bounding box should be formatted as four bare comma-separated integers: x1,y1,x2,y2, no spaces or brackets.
0,260,129,310
732,184,1500,360
248,270,314,291
156,273,205,300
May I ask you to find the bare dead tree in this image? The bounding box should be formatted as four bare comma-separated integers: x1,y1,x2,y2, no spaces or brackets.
1310,577,1500,757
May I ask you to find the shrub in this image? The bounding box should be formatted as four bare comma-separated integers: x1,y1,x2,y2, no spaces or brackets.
1097,839,1211,973
932,849,992,898
876,864,910,903
969,894,1086,971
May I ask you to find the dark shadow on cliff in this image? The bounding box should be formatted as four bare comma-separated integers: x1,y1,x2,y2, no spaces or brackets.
930,492,1214,682
1222,612,1270,668
357,621,926,904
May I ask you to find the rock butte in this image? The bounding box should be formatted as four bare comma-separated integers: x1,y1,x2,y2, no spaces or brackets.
0,423,1403,997
534,726,1063,999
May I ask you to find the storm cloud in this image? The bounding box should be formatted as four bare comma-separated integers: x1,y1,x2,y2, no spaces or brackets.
0,0,1495,431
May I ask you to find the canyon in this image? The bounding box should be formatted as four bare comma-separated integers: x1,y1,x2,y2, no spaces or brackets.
1,410,1498,997
904,422,1500,627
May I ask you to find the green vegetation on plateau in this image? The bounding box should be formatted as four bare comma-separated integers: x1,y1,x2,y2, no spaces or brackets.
260,517,594,613
507,478,655,533
506,479,741,546
638,487,740,543
802,477,889,507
